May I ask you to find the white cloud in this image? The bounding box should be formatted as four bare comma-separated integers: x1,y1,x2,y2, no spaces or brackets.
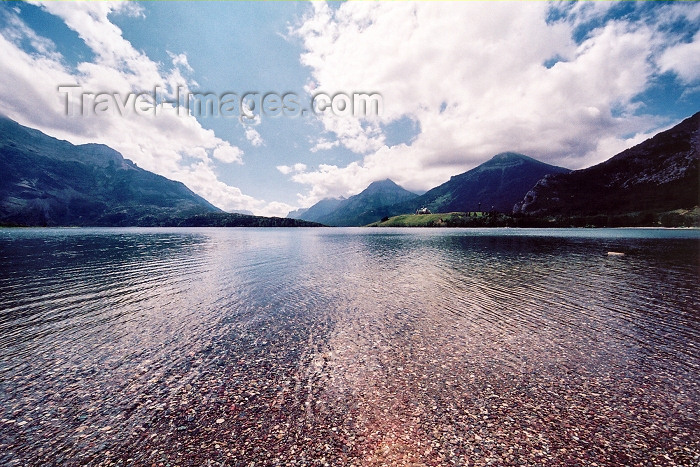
310,137,339,152
658,30,700,84
276,163,307,175
244,126,264,147
170,161,294,218
0,2,284,217
168,51,194,73
1,9,61,61
240,112,264,147
289,1,696,206
212,144,243,164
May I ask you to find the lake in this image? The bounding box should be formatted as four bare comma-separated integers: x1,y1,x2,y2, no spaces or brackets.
1,227,698,466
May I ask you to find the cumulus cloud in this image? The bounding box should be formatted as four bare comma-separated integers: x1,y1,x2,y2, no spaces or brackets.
212,144,243,164
658,30,700,84
0,1,282,216
1,8,61,61
276,163,307,175
288,1,697,207
310,137,339,152
244,126,264,147
239,109,264,147
168,51,194,74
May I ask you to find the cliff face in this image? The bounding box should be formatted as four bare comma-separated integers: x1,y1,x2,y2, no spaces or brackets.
0,116,220,226
515,113,699,216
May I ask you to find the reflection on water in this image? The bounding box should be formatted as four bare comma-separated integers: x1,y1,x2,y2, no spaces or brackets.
0,227,698,466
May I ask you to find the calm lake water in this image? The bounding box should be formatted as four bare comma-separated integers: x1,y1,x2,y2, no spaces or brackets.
0,227,698,466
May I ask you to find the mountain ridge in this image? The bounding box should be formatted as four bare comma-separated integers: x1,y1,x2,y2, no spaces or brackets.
0,117,321,227
287,112,700,228
289,154,571,226
6,111,696,228
0,116,222,226
289,178,418,226
317,178,418,227
515,112,699,216
288,197,346,223
381,153,571,220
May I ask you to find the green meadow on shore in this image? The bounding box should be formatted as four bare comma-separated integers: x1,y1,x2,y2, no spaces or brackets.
367,208,700,228
367,212,491,227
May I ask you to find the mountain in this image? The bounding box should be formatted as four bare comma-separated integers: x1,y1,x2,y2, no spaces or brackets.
385,153,571,216
515,112,699,216
291,179,418,226
287,197,345,222
0,117,324,227
319,179,418,226
0,116,214,226
286,207,308,219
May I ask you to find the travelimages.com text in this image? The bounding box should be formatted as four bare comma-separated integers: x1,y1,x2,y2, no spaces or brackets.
57,85,383,120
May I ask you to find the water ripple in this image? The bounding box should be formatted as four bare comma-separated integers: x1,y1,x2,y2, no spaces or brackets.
0,227,698,466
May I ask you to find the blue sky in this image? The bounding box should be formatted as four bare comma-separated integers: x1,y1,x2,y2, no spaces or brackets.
0,1,698,216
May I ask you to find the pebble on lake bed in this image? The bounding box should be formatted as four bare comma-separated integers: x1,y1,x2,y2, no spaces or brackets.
1,229,698,466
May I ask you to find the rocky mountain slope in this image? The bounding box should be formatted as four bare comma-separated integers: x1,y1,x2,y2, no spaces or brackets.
289,179,418,227
515,112,699,216
386,153,571,217
287,197,345,223
0,116,224,226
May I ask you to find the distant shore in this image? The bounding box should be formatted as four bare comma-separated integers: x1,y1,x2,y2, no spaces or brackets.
1,207,698,229
367,207,700,229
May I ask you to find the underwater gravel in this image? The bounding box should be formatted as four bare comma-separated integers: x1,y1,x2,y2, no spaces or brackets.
1,228,698,466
